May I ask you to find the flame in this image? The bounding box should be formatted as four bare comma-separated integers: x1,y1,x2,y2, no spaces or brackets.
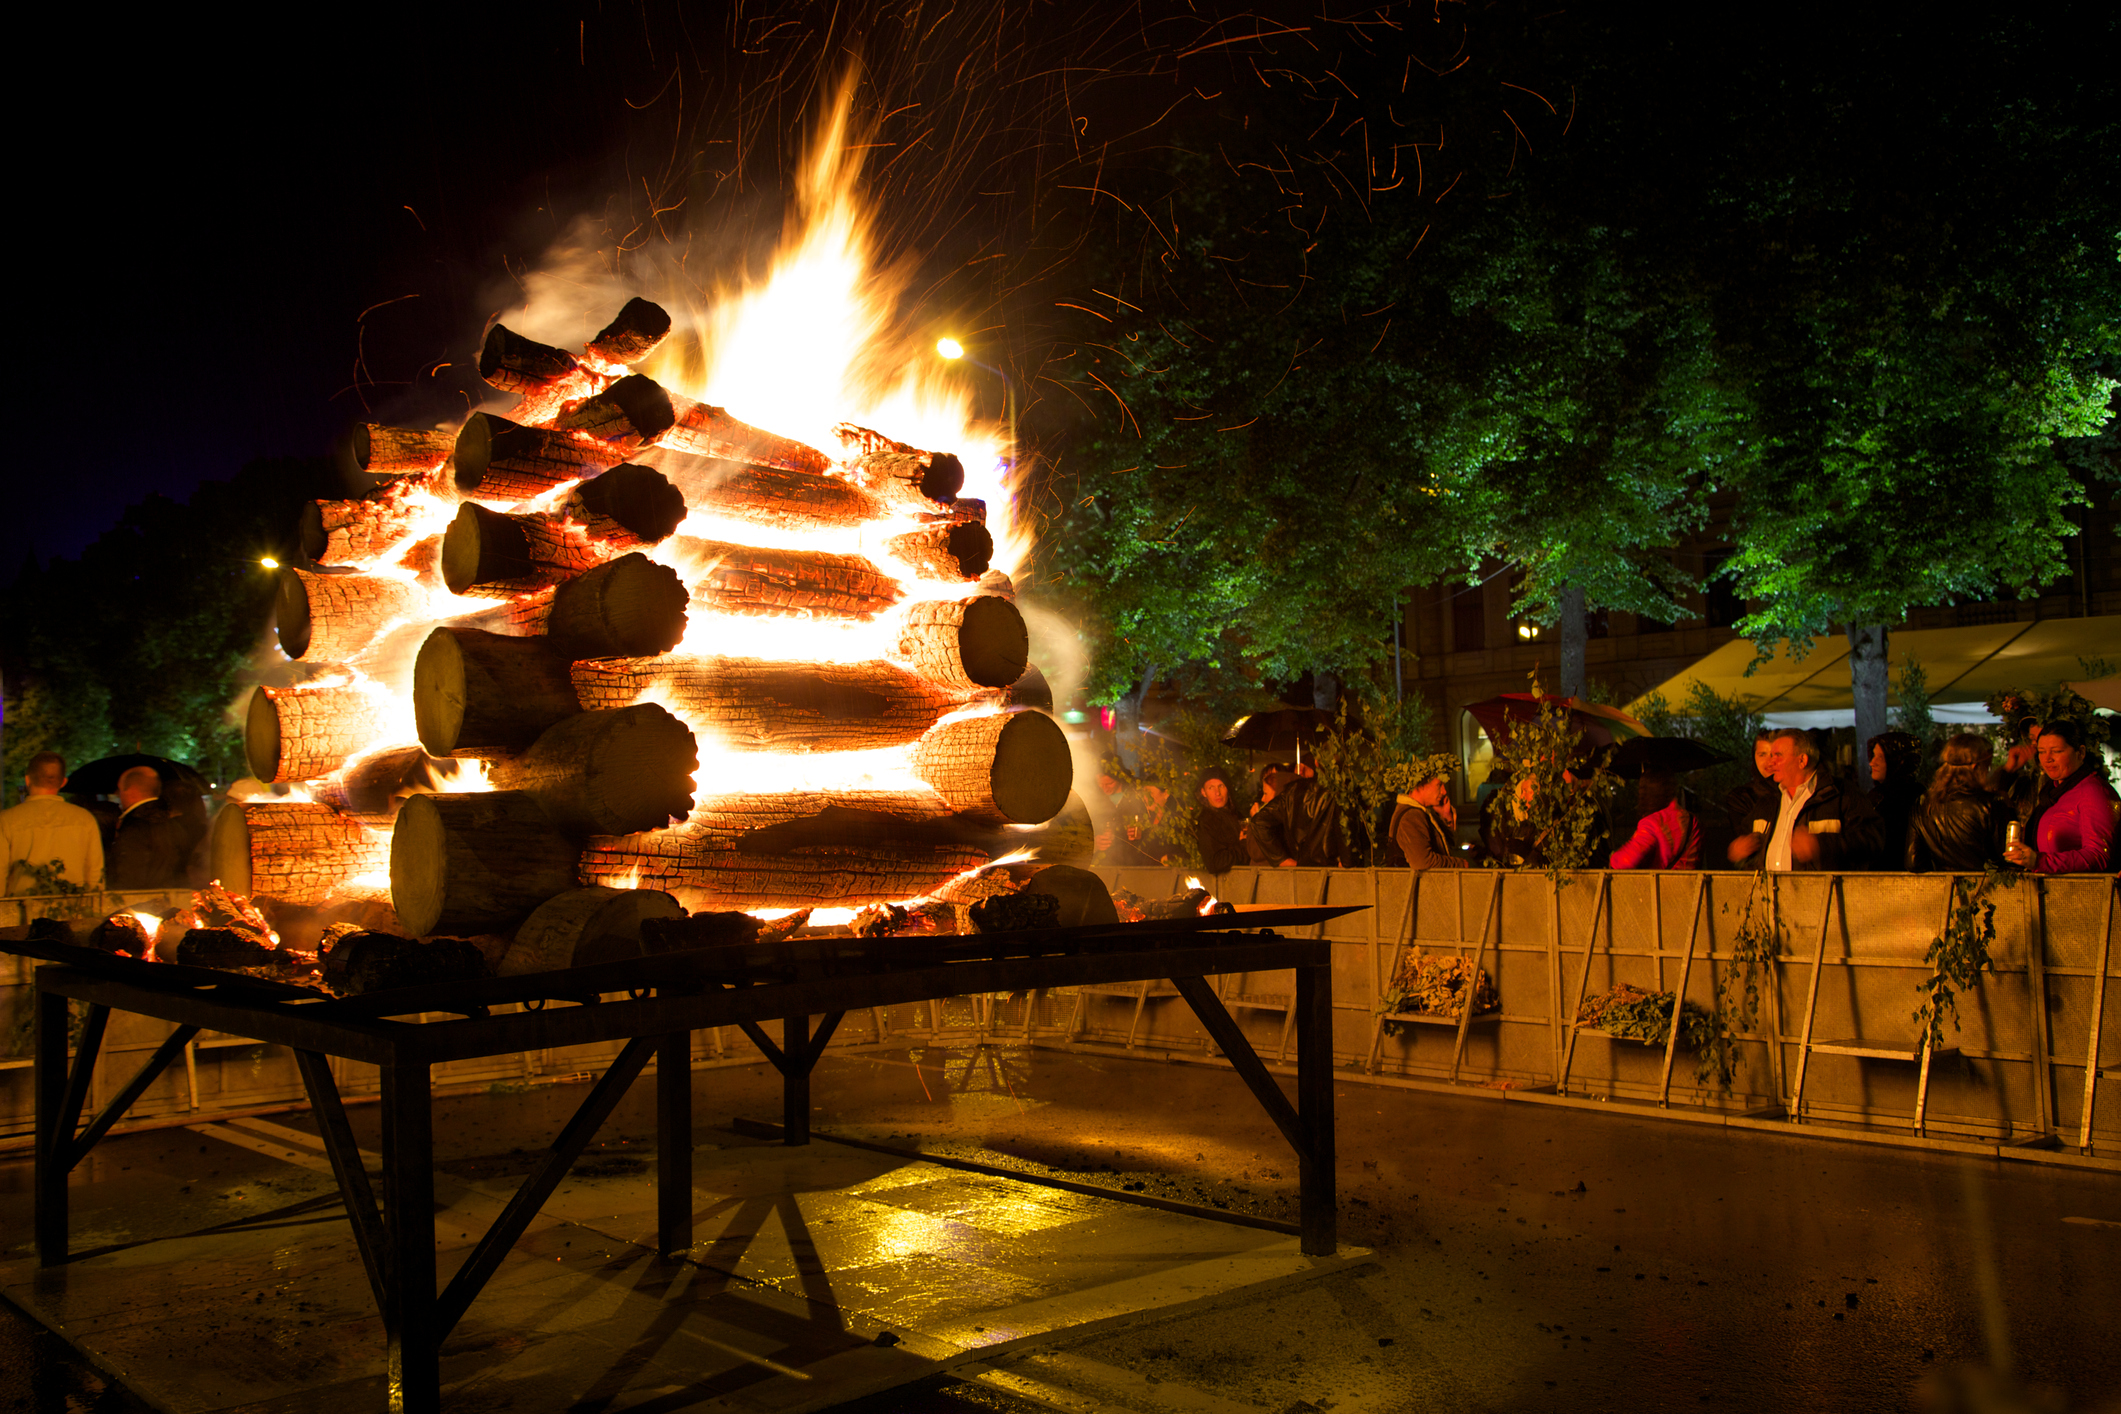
429,758,494,793
341,871,391,891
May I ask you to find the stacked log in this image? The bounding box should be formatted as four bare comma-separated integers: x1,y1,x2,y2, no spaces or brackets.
570,655,974,752
245,682,402,784
209,802,392,906
245,293,1070,955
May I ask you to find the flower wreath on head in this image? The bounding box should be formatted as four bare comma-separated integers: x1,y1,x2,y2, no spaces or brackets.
1397,752,1462,791
1985,686,2113,756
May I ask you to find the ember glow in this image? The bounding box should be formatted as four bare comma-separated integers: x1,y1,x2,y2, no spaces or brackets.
229,83,1059,933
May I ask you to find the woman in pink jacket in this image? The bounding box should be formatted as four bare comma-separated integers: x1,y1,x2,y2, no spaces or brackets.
1610,773,1701,870
2003,721,2116,874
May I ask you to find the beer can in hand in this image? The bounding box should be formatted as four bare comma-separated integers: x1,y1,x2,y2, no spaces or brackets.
2005,819,2023,855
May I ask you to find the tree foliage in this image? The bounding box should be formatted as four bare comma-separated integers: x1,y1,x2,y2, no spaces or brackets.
0,458,333,803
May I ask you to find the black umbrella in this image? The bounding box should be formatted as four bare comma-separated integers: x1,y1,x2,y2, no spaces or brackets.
1221,707,1337,755
60,754,210,798
1608,737,1729,779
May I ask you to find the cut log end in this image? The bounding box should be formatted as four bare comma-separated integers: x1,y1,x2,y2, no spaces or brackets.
569,464,686,544
585,298,673,366
914,709,1072,824
414,627,581,758
547,553,689,660
244,687,281,782
498,886,683,975
488,704,698,837
389,792,581,938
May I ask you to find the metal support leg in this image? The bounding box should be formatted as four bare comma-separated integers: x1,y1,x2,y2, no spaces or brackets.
1297,959,1336,1257
782,1015,810,1144
381,1062,439,1414
657,1032,692,1257
33,984,70,1265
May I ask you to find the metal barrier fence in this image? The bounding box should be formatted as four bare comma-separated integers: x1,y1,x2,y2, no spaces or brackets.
4,871,2116,1155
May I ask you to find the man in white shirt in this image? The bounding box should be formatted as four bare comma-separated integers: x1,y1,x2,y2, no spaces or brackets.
1727,729,1881,870
0,752,106,895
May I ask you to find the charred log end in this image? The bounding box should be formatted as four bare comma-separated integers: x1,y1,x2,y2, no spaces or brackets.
990,710,1074,823
962,595,1030,687
297,502,328,564
500,886,684,975
452,413,507,494
573,464,686,543
1002,662,1054,710
328,745,435,814
479,324,579,392
274,569,314,659
442,502,535,595
547,553,689,660
1021,864,1121,927
586,298,673,365
244,687,282,782
390,792,581,939
947,521,995,578
596,374,679,440
638,911,763,954
923,453,967,503
492,703,698,836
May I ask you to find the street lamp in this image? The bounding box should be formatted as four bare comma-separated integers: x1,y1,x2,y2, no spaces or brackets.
934,336,1015,474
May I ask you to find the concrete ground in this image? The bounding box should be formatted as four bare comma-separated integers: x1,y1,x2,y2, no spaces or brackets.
4,1042,2118,1413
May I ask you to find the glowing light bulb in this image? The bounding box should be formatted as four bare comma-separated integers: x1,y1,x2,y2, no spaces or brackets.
259,557,280,570
936,337,964,360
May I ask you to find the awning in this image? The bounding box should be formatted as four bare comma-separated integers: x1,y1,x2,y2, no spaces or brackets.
1623,615,2121,726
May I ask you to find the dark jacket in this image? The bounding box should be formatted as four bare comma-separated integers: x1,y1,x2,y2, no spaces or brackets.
107,799,192,890
1870,779,1921,874
1752,774,1885,871
1195,804,1246,874
1386,799,1467,871
1906,789,2014,873
1250,776,1343,866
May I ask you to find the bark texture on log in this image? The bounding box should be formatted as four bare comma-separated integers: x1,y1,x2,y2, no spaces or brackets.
677,539,902,619
545,552,689,660
478,324,580,394
570,655,971,752
833,423,965,508
884,522,994,582
245,682,400,784
389,791,582,937
562,464,686,547
584,298,672,366
351,424,453,476
580,796,987,910
662,395,832,474
487,704,697,836
911,709,1073,824
894,595,1029,690
454,413,610,503
414,626,581,758
554,373,678,448
209,801,392,907
275,569,426,662
442,504,615,597
302,485,439,568
498,886,683,975
667,458,883,533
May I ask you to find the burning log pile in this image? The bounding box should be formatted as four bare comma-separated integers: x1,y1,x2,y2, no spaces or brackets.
201,295,1075,982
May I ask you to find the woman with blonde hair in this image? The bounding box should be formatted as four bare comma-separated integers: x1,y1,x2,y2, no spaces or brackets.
1905,733,2014,872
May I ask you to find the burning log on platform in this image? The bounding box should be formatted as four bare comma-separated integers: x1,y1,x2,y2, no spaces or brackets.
349,424,454,477
275,569,426,662
662,392,832,474
413,627,582,758
300,486,435,570
585,297,673,365
389,791,581,937
834,422,965,510
884,522,994,582
670,458,885,533
570,655,975,752
476,301,672,424
679,539,903,619
560,464,687,547
486,704,697,836
895,595,1029,690
453,413,612,504
442,466,686,597
244,683,401,783
579,798,992,911
545,553,690,658
911,709,1073,824
209,801,391,906
498,886,684,975
323,932,488,995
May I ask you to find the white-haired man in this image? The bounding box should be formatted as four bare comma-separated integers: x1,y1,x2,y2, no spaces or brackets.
1727,728,1882,871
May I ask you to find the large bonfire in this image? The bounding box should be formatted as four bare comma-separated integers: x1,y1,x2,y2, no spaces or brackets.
194,101,1081,982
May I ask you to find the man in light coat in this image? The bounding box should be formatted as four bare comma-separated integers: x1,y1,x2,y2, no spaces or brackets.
0,752,105,896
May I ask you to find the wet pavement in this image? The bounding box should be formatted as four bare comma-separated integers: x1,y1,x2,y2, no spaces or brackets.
4,1042,2118,1412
